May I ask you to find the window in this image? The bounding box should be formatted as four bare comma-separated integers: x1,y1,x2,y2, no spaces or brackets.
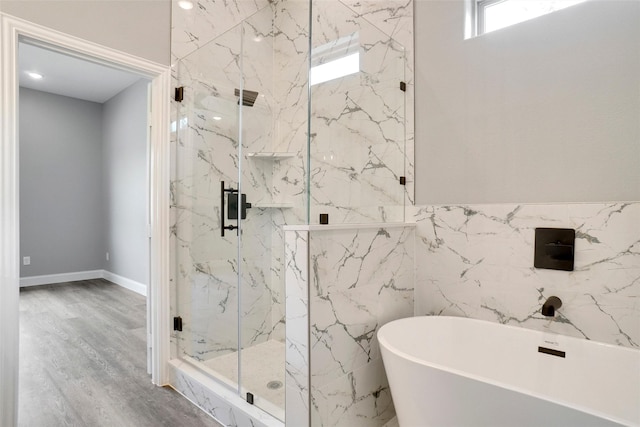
310,33,360,86
475,0,587,35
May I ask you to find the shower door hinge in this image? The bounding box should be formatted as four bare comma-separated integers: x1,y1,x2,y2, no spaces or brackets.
399,81,407,92
174,87,184,102
399,176,406,185
173,316,183,331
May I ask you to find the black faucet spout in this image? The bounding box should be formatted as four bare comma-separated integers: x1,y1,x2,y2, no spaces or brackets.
542,296,562,317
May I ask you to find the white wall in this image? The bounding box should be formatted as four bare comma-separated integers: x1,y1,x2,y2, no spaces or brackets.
0,0,170,66
19,88,105,277
102,79,150,286
414,0,640,204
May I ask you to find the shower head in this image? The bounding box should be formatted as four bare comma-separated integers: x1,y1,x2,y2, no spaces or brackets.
234,88,259,107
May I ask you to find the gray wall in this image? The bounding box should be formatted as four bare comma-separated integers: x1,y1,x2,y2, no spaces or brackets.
19,88,105,277
414,0,640,204
20,84,150,285
0,0,171,66
102,79,150,285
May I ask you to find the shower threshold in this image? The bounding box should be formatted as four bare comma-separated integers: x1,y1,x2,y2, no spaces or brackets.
186,339,285,421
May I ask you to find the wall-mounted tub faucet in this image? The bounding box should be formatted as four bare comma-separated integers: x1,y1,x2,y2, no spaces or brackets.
541,296,562,317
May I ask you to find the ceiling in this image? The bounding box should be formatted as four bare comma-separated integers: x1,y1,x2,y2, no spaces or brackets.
18,42,145,103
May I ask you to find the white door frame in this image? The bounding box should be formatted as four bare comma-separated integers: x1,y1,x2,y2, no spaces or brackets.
0,13,171,427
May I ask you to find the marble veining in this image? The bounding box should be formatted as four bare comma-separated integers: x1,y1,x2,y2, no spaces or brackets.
309,0,408,224
284,230,311,427
307,226,415,426
411,202,640,348
170,360,283,427
170,0,415,425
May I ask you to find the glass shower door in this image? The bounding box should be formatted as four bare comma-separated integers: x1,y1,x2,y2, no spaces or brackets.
174,25,243,394
236,6,287,420
174,13,286,420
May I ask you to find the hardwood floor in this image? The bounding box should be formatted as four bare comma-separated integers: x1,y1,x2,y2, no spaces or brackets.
19,279,223,427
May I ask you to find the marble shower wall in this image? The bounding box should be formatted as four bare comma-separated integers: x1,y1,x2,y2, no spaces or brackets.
172,4,284,361
308,0,410,224
173,0,415,227
284,229,311,426
173,29,274,361
411,202,640,349
171,0,313,363
171,0,415,364
284,225,415,427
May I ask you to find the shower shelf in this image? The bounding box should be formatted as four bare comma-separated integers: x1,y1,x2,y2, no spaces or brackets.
247,152,296,159
252,202,294,208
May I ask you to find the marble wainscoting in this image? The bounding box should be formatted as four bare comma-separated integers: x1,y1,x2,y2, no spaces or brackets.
411,202,640,349
284,224,416,427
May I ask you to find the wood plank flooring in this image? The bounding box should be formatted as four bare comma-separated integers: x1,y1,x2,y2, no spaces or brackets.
19,279,223,427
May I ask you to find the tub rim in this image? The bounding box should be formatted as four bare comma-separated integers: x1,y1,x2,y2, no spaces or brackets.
378,315,639,427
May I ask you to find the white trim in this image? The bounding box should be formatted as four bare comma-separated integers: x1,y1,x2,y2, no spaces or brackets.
0,13,21,427
19,270,104,287
102,271,147,296
19,270,147,296
148,62,172,387
0,13,171,427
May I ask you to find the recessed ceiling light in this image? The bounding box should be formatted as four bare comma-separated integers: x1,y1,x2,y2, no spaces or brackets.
178,0,194,10
26,71,43,80
253,37,262,42
212,116,222,121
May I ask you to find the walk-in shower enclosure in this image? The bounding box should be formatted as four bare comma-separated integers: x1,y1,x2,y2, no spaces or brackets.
171,0,412,423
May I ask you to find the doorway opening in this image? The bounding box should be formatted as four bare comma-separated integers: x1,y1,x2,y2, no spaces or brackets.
0,15,171,427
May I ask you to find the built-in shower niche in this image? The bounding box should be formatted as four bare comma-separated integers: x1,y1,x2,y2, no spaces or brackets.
245,152,296,209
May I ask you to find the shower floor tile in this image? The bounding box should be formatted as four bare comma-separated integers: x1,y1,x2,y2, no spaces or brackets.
203,339,285,413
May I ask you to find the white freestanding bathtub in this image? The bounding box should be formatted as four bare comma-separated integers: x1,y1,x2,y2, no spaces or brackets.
378,316,640,427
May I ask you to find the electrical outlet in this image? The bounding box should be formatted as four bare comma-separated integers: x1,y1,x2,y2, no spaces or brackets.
106,252,110,261
23,256,31,266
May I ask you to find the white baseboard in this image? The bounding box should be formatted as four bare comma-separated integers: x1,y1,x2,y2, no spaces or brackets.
103,270,147,296
20,270,103,287
20,269,147,296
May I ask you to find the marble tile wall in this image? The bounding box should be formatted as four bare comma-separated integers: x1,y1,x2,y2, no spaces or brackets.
338,0,415,207
284,229,311,427
171,0,270,63
171,0,414,356
308,0,411,224
170,0,415,424
411,202,640,349
172,10,280,361
283,225,415,427
169,360,282,427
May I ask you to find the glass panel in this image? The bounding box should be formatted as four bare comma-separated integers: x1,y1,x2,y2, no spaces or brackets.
173,2,301,419
309,0,406,224
174,25,242,389
237,5,286,420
